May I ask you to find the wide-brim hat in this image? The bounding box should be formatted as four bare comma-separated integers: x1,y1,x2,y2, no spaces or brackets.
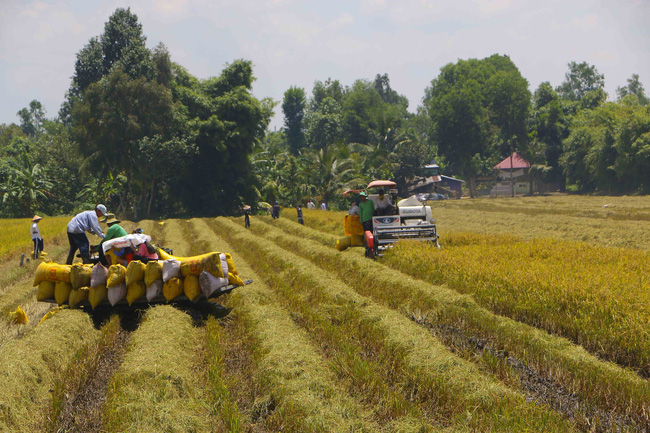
102,213,120,225
32,215,43,222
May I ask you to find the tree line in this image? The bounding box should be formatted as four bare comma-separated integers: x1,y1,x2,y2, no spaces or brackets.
1,8,648,218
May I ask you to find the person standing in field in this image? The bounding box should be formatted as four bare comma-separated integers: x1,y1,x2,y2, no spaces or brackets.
272,201,281,219
66,204,107,265
297,204,304,225
307,199,316,210
321,201,327,211
359,192,374,232
348,200,360,215
30,215,44,259
244,205,251,228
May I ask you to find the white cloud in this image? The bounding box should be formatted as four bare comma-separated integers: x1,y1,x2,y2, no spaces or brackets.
571,13,598,31
474,0,513,15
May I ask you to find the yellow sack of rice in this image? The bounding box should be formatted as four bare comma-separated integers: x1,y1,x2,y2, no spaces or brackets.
89,285,107,308
228,272,244,286
225,253,238,275
183,275,201,301
180,252,223,277
126,281,146,305
350,234,364,247
144,261,162,287
335,236,351,251
68,287,89,308
55,281,73,306
33,260,71,286
163,277,183,302
107,264,126,287
125,260,146,286
107,284,126,306
344,214,364,236
70,264,92,290
36,280,55,301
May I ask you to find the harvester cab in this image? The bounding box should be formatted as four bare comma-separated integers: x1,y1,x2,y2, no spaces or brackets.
337,180,440,259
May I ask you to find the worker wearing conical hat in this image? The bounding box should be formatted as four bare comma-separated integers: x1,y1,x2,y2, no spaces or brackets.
30,215,44,259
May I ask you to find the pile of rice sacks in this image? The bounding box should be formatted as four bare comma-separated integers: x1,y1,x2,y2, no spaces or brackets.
33,252,243,308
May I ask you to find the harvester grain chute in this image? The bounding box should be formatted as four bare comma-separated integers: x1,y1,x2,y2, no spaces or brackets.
337,180,440,258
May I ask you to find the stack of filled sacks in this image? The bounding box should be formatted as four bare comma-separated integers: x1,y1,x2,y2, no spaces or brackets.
156,251,244,302
33,251,243,307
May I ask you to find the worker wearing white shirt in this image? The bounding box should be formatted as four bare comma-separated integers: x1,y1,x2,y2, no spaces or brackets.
30,215,44,259
372,189,392,215
66,204,107,264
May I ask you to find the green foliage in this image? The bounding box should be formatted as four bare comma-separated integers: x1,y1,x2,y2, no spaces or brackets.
556,61,607,110
561,101,650,192
616,74,650,106
282,86,307,155
423,54,530,195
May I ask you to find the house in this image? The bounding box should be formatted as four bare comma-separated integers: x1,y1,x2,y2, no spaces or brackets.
491,152,530,196
407,160,465,198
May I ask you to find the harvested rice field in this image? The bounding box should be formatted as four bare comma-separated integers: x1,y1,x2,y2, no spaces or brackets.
0,195,648,432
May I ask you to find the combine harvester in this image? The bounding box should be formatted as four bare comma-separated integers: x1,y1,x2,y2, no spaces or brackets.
338,180,440,259
34,233,251,311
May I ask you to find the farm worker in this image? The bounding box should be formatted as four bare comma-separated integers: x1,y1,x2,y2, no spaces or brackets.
66,204,107,265
359,192,374,232
272,201,281,219
307,199,316,210
30,215,44,259
244,205,251,228
131,240,159,264
297,205,304,225
372,189,392,216
321,201,327,211
97,214,127,266
348,200,360,215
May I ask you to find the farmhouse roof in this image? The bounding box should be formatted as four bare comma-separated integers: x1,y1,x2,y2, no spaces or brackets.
494,152,530,170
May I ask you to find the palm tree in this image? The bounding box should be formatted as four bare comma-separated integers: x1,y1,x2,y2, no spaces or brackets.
302,144,354,204
1,152,53,216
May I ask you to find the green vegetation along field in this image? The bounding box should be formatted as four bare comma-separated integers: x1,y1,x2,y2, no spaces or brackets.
0,196,648,432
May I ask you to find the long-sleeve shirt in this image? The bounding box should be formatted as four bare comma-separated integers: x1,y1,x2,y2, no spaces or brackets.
67,210,105,238
30,222,41,240
99,224,127,246
359,199,374,223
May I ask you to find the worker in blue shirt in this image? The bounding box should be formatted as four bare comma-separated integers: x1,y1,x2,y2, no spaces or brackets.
66,204,108,264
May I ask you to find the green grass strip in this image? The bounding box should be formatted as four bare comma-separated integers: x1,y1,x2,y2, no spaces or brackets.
0,309,100,432
259,216,650,427
213,217,574,432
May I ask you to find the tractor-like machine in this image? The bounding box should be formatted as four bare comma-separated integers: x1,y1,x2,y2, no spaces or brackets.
339,180,440,258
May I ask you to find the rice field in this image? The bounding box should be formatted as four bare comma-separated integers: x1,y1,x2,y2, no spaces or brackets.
0,196,648,432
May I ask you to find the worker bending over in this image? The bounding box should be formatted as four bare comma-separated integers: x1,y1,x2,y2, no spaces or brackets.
66,204,107,264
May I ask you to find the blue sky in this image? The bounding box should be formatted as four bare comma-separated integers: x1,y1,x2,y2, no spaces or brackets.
1,0,648,131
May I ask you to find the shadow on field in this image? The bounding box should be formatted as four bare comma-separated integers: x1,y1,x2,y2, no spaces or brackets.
83,302,232,330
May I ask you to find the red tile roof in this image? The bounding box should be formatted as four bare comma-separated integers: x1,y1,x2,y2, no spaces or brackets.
494,152,530,170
